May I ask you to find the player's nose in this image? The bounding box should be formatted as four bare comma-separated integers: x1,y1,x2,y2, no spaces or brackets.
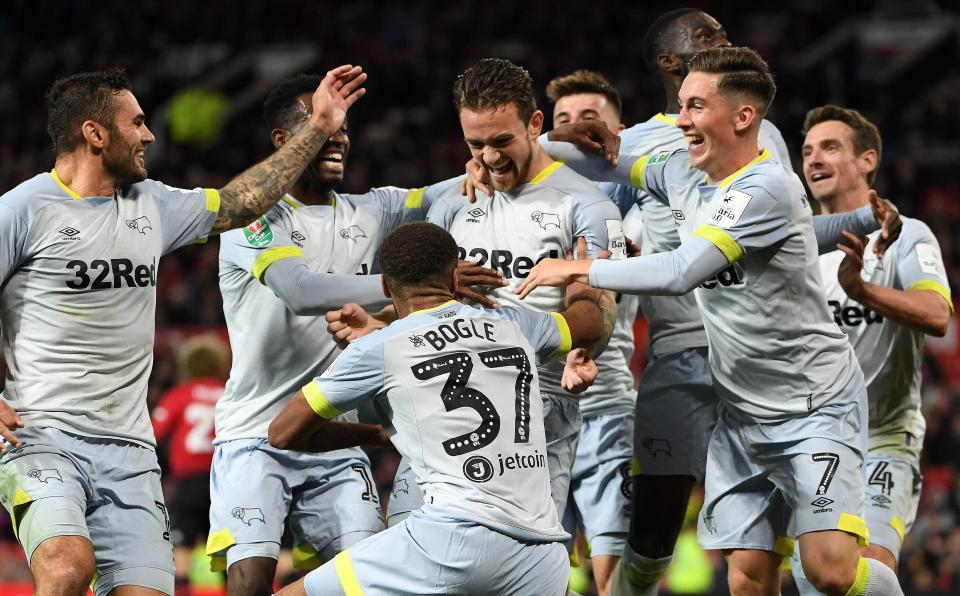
142,124,156,144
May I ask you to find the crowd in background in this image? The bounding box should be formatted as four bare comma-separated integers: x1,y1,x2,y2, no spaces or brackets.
1,1,959,593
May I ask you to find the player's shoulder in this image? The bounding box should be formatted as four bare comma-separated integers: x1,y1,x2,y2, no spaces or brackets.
621,114,685,154
897,215,939,249
727,151,793,197
542,163,613,204
1,172,72,219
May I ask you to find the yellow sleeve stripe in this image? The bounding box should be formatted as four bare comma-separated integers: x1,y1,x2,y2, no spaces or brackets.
890,515,906,541
837,512,870,547
251,246,305,283
303,380,342,420
549,312,573,360
405,187,426,209
203,188,221,213
772,536,796,558
653,113,677,125
909,280,954,314
693,225,744,263
333,550,364,596
630,155,651,189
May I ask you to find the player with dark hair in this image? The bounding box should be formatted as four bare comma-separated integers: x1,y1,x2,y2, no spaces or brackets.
787,106,952,592
268,222,606,595
152,336,230,595
0,64,365,595
546,70,624,131
209,73,501,595
519,46,905,596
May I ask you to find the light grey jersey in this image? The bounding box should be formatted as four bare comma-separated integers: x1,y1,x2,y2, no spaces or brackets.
819,217,952,458
427,161,627,400
301,301,573,542
216,188,434,442
635,150,859,420
597,114,791,356
0,171,219,447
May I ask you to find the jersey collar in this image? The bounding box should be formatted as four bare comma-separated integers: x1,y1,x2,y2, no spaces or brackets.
715,149,772,189
411,300,460,315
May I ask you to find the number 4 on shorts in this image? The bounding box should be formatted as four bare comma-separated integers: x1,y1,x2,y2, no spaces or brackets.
868,461,895,496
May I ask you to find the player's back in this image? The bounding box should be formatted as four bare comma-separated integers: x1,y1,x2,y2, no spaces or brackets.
343,301,569,542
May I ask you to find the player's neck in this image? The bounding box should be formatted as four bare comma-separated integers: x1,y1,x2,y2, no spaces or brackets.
662,81,681,114
53,154,118,198
704,135,763,185
290,179,335,206
816,188,870,215
394,290,457,319
522,145,559,185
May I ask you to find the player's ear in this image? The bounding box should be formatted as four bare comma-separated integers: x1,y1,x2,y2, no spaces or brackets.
381,276,393,299
81,120,107,150
657,52,684,76
529,110,544,137
733,103,757,134
271,129,289,150
857,148,878,179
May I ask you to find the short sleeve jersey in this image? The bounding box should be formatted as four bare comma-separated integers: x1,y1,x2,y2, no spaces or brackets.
152,378,224,480
301,301,572,542
597,115,792,357
635,150,859,420
427,162,628,400
0,171,219,446
216,187,432,441
819,217,952,458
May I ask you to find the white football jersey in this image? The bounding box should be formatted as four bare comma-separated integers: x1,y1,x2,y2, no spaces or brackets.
819,217,951,458
216,187,433,441
301,301,572,541
0,171,218,446
427,161,627,401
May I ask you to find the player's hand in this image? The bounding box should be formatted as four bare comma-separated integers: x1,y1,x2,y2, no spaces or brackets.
837,231,869,300
561,348,598,394
547,121,620,165
0,398,24,454
309,65,368,135
564,237,608,306
868,190,901,258
460,158,492,203
517,237,597,300
454,260,507,308
325,303,383,348
625,236,642,258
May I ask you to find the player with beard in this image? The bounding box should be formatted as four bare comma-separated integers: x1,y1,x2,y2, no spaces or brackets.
789,106,951,593
210,74,502,595
517,47,905,596
0,65,365,596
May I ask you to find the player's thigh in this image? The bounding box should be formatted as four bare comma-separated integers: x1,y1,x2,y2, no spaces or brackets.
633,347,716,482
765,401,869,548
386,456,423,528
288,448,385,568
698,408,794,556
541,392,582,514
863,454,921,561
569,412,632,556
301,508,477,596
0,428,93,566
206,440,292,571
83,439,174,596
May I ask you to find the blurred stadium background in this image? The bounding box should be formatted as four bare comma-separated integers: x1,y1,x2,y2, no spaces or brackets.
1,0,960,593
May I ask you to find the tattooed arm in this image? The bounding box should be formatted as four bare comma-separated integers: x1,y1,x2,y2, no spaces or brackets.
210,65,367,234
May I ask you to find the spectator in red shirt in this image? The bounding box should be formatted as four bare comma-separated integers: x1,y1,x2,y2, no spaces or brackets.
152,335,229,595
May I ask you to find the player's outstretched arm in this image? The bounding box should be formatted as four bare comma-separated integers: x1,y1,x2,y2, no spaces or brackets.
812,190,902,257
837,230,952,337
210,65,367,234
268,392,391,452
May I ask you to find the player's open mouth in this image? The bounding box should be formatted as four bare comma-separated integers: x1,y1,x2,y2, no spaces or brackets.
809,172,831,182
489,163,513,178
686,135,705,148
318,152,344,163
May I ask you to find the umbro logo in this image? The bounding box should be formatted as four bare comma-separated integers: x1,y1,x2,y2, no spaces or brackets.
59,227,81,240
466,207,486,223
871,495,892,507
811,496,835,513
291,230,306,247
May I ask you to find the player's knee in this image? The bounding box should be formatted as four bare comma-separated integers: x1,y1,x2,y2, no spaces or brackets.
861,544,897,572
726,566,772,596
800,557,857,595
32,540,96,595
